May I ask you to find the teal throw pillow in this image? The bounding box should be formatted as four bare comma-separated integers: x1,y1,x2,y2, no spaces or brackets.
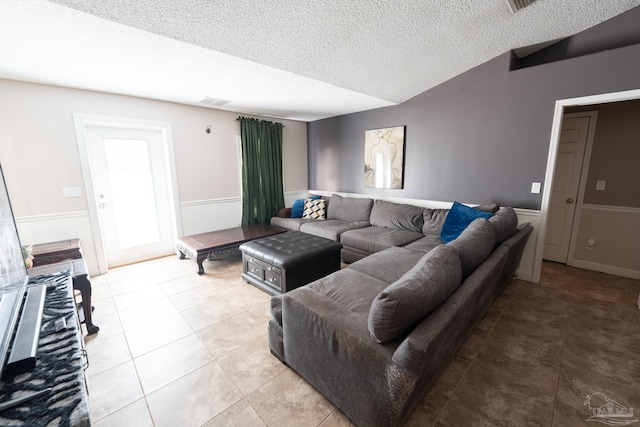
440,201,493,243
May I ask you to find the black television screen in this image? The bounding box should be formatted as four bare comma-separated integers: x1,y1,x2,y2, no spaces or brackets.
0,162,29,378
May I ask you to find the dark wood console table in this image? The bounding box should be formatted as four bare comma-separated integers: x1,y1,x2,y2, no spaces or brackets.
31,239,99,335
177,225,286,274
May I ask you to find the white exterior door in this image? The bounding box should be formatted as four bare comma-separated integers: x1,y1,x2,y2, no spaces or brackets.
543,116,591,263
85,126,175,267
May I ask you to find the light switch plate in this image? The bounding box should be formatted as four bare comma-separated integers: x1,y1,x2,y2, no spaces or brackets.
596,180,606,191
531,182,541,194
63,187,82,198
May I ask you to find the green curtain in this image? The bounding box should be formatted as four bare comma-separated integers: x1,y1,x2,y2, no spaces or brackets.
239,117,285,225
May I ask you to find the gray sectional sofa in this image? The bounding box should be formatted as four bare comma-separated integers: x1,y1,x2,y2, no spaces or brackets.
269,194,532,426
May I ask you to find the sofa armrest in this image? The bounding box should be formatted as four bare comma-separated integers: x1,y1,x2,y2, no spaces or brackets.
392,245,508,374
282,287,396,364
277,207,292,218
282,288,416,426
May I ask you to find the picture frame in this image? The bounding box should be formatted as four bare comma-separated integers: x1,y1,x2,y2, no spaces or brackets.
364,126,405,189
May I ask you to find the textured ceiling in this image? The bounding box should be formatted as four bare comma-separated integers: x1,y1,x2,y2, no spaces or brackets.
1,0,639,121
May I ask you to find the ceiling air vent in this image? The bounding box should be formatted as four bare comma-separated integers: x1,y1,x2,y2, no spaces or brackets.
506,0,536,13
199,97,231,107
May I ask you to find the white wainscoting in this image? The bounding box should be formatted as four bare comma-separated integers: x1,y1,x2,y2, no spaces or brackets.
16,211,101,277
178,191,308,236
14,194,308,276
179,197,242,236
570,204,640,280
513,208,541,283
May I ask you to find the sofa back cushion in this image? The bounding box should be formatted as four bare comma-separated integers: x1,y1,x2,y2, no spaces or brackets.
422,208,449,234
369,199,425,233
327,194,373,222
367,245,462,344
447,218,495,279
489,207,518,247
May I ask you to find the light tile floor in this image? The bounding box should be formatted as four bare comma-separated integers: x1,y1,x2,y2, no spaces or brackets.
85,253,640,426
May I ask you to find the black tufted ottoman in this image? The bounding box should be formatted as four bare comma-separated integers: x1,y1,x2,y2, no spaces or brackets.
239,231,342,295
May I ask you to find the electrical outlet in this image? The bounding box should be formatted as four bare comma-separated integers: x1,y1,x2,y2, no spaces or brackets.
596,180,606,191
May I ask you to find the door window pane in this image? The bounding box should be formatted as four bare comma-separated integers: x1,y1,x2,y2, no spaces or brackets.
103,138,160,248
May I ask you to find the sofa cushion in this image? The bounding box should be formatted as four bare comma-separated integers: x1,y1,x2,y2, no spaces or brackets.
307,268,389,317
348,247,425,284
270,216,314,231
367,245,462,344
447,218,495,279
403,234,443,254
422,208,449,235
300,219,369,241
489,207,518,247
341,226,424,254
327,194,373,222
303,199,327,220
369,199,424,233
440,201,493,243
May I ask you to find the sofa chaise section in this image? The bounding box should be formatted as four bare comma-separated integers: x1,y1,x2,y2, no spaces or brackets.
269,218,533,426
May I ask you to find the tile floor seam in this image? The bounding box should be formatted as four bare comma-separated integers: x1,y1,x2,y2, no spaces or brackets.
236,368,291,425
133,337,215,396
194,330,225,362
316,408,339,427
121,314,194,359
215,352,252,398
118,300,182,334
143,396,158,427
246,398,270,427
431,337,480,426
548,299,571,427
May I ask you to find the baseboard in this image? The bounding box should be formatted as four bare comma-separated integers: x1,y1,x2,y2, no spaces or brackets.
569,259,640,280
515,271,534,282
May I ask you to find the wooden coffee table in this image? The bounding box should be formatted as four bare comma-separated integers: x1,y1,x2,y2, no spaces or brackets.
177,225,286,274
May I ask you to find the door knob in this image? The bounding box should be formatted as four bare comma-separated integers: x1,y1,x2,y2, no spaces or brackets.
98,203,107,209
566,198,574,204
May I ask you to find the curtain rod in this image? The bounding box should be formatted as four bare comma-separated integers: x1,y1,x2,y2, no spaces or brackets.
236,116,285,127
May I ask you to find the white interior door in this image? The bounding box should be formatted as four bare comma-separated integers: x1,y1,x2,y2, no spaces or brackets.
543,116,591,263
86,126,175,267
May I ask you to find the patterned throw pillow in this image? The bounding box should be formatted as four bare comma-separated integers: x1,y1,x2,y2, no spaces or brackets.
302,199,327,220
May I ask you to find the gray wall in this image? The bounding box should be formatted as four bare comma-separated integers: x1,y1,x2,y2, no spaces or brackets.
307,7,640,210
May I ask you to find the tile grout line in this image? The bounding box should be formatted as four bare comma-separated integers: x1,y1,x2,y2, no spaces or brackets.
431,288,513,426
548,288,573,427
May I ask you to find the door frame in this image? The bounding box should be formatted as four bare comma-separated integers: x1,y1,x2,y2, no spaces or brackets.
73,114,182,274
534,88,640,283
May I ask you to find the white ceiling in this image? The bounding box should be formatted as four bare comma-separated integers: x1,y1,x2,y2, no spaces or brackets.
1,0,639,121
